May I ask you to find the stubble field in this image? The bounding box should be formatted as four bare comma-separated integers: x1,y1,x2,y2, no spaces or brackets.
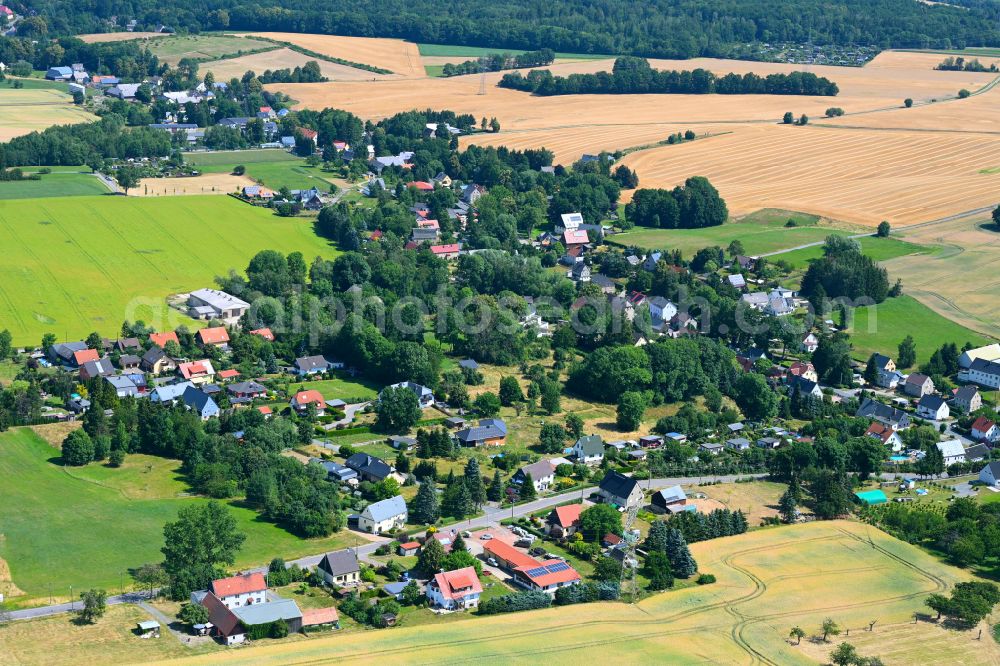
156,520,986,666
243,32,424,77
200,47,386,82
258,41,998,228
0,88,96,141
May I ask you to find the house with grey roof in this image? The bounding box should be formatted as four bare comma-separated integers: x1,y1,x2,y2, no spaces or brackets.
294,355,330,376
512,459,556,492
182,386,219,420
856,397,911,430
572,435,605,465
358,495,407,534
953,385,982,413
345,453,393,482
597,471,643,509
310,458,358,483
105,374,140,398
317,550,360,586
454,418,507,447
150,381,195,404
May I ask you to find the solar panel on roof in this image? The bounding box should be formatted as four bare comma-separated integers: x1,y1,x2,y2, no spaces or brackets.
525,566,548,578
547,561,570,572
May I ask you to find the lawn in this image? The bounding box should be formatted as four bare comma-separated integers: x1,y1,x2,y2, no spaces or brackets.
188,151,341,191
850,295,992,364
0,428,357,604
0,170,111,199
185,149,300,166
772,236,929,269
167,520,987,666
610,209,856,257
0,194,339,345
290,376,380,401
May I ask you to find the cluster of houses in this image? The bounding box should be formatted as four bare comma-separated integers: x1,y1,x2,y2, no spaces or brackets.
46,287,351,422
848,343,1000,466
191,571,341,644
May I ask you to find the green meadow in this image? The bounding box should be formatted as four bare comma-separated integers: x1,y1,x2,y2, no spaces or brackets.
0,169,111,199
849,295,991,364
772,236,928,269
0,195,338,345
187,150,340,191
610,209,853,257
0,428,355,602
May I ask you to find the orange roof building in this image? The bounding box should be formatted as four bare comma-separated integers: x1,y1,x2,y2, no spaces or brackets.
427,566,482,610
73,348,100,366
197,326,230,346
291,389,326,413
209,572,267,607
249,328,275,341
483,539,537,571
149,331,179,348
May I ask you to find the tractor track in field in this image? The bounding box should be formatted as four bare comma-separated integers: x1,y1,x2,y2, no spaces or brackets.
269,534,843,666
219,527,950,666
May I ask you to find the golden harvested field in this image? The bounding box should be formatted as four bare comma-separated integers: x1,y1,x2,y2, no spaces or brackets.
243,32,423,77
0,89,96,141
133,174,254,196
619,123,1000,226
200,48,386,82
885,213,1000,339
153,521,985,666
258,42,999,227
76,31,165,43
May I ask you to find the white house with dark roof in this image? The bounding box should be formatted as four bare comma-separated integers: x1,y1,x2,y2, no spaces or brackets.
572,435,605,465
960,358,1000,389
979,461,1000,487
317,550,360,586
382,381,435,408
916,394,949,421
596,470,643,509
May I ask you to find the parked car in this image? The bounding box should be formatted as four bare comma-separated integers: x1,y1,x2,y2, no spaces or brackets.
515,537,535,548
529,546,546,556
487,557,499,567
461,531,472,538
480,533,493,541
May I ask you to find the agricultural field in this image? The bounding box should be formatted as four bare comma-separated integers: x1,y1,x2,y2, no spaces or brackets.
850,295,992,364
0,87,96,141
200,48,383,82
0,195,338,344
164,520,985,666
243,32,423,77
133,174,254,196
75,33,279,65
610,208,851,256
261,42,1000,228
882,212,1000,340
0,169,111,199
619,124,1000,226
0,427,356,604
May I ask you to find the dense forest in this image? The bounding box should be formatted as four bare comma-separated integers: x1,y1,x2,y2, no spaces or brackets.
499,58,839,96
21,0,1000,59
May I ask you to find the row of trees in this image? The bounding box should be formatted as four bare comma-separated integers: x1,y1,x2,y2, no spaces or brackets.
440,49,555,77
499,59,839,96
